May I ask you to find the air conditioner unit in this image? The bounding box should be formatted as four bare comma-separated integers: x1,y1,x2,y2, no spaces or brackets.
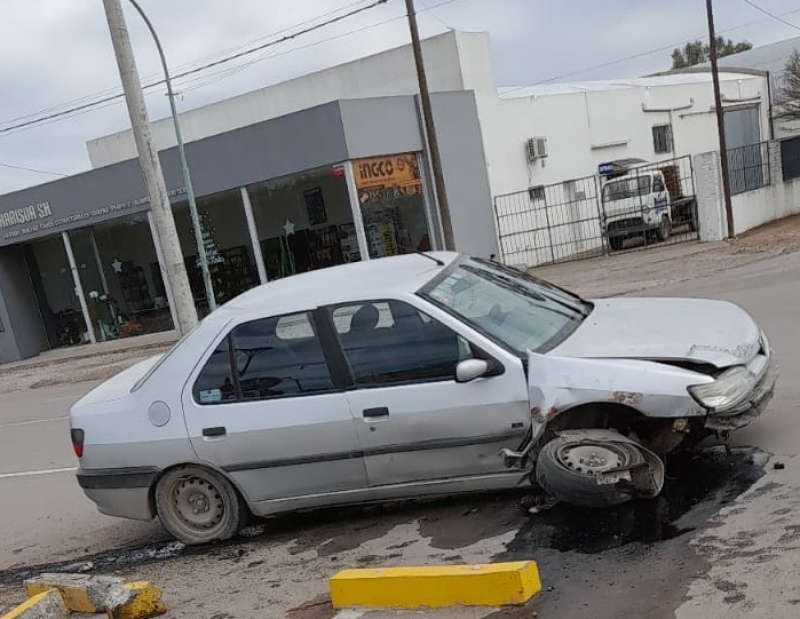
526,137,548,162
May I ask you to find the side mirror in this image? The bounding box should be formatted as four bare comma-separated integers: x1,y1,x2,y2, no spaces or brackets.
456,358,490,383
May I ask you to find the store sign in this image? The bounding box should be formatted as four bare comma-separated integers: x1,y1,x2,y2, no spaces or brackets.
0,188,186,244
0,201,52,230
354,153,421,191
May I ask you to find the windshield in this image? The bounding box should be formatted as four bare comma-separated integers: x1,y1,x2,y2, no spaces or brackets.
602,175,652,202
420,258,590,356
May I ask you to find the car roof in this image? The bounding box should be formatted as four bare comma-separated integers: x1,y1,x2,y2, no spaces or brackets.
213,251,460,323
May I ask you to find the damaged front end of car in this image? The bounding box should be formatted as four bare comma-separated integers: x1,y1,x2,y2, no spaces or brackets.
502,346,776,509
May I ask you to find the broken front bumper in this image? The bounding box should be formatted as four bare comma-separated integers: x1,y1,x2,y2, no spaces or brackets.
704,355,779,432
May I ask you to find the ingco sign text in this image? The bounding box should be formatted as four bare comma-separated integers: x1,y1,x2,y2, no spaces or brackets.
354,154,421,191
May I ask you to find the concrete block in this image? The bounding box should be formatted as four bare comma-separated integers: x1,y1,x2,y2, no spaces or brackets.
24,574,132,613
1,590,67,619
329,561,541,609
111,582,166,619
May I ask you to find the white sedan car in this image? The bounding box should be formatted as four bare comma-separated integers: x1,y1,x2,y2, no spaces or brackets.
70,252,777,544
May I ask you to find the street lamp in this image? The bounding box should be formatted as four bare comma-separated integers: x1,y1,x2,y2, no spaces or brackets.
126,0,216,311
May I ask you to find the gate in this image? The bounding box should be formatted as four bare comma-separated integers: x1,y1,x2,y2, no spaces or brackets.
494,155,699,268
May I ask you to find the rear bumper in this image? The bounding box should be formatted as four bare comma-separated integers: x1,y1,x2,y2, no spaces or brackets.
77,466,159,521
704,357,778,432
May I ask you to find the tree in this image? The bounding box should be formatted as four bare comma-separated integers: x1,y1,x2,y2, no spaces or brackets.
671,38,753,69
775,50,800,121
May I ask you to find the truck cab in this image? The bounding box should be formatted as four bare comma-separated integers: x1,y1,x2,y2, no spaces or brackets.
599,160,697,251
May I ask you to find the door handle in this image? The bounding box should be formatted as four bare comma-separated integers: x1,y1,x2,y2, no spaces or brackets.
363,407,389,419
202,426,227,437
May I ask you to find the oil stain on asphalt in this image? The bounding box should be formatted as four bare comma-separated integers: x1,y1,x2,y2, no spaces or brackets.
0,446,768,619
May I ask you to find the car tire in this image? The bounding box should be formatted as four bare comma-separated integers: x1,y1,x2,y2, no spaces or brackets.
655,216,671,242
535,435,645,509
155,465,246,545
608,236,624,251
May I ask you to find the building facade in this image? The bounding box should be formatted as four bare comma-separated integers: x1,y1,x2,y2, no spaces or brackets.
0,30,774,362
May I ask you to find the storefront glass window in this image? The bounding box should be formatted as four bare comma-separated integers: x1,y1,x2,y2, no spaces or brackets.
352,153,432,258
24,235,86,348
248,165,360,281
172,189,259,316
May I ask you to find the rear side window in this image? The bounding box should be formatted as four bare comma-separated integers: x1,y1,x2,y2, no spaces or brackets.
193,312,335,404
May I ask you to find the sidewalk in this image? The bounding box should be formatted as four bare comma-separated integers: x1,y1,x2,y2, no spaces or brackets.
0,331,179,375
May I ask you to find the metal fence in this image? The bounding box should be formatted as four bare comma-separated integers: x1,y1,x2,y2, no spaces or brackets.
727,141,770,195
494,155,699,269
780,136,800,182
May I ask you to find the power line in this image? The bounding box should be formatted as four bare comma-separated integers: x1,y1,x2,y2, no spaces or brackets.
0,0,376,128
503,6,800,91
0,162,68,177
738,0,800,32
0,0,390,135
0,0,468,137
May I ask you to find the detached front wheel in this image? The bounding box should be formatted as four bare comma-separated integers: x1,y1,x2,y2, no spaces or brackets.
155,465,246,544
535,435,646,508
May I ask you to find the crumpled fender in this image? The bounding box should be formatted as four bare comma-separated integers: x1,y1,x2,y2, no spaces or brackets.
527,351,709,441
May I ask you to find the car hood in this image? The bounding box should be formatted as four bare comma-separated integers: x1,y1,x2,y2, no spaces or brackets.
549,297,761,368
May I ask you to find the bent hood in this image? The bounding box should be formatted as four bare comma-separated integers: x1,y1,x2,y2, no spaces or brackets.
550,297,761,368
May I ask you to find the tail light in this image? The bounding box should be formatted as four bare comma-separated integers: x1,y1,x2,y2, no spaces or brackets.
71,428,85,458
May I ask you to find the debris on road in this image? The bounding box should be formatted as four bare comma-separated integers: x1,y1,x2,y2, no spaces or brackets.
0,589,66,619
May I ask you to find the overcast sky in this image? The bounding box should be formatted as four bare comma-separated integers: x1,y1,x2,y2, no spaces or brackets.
1,0,799,194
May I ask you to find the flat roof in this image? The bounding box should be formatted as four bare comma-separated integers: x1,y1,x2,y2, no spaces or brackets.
498,72,758,99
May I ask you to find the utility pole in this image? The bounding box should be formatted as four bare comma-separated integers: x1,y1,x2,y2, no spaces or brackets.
705,0,736,239
404,0,455,251
102,0,198,333
127,0,216,312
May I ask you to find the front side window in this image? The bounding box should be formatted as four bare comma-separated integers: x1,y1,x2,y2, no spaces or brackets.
330,300,471,387
193,312,334,404
422,258,589,356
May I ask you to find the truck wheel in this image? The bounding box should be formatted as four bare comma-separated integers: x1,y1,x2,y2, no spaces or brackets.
608,236,623,251
688,211,698,232
535,435,645,508
655,216,671,242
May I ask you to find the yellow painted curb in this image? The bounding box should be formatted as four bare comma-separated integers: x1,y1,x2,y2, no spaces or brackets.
1,590,67,619
111,582,166,619
329,561,541,609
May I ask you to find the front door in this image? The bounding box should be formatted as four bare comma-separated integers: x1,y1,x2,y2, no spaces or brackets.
326,298,530,488
183,310,367,505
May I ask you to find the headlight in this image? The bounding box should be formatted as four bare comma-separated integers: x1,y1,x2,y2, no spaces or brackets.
688,366,756,412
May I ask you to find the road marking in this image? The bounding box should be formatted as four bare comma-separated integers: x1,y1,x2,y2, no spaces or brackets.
0,467,77,480
0,416,69,429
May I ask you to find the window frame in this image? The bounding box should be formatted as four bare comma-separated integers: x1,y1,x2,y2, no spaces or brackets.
191,309,347,406
652,124,673,155
323,297,503,390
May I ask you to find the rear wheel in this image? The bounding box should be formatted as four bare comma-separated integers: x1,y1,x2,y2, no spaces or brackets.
608,236,624,251
535,435,645,508
155,465,246,544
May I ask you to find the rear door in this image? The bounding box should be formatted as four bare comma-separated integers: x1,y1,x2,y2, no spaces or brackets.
325,297,530,488
182,311,367,505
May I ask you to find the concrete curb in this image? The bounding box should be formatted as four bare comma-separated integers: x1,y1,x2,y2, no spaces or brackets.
329,561,541,610
0,590,67,619
0,573,166,619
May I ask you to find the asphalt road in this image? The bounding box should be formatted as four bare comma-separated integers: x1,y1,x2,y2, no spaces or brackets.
1,242,799,618
0,384,165,571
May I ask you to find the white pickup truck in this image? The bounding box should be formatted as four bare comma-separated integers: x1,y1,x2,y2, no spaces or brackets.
599,160,697,251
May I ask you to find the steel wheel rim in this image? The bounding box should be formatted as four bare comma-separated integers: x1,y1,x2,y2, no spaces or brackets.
168,474,226,533
557,443,628,476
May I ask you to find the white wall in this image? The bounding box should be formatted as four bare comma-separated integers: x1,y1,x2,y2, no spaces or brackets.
695,141,800,239
478,75,769,200
87,31,473,168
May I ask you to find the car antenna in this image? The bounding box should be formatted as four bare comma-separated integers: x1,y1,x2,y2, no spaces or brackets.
416,251,445,266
